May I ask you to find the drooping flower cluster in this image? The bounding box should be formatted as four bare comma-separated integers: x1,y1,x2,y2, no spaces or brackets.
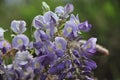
0,2,97,80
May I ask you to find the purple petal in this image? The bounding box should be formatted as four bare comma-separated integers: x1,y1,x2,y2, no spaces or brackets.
36,53,55,66
11,20,26,34
34,30,49,42
12,34,29,49
33,15,45,29
55,37,67,50
78,21,92,32
55,6,64,16
14,50,33,66
83,37,97,54
0,40,11,49
44,11,59,25
64,3,74,14
63,21,78,37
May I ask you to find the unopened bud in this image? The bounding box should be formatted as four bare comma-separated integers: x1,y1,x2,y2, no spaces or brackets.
42,1,50,13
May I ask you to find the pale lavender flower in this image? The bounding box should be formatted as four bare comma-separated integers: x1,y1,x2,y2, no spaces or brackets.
44,41,55,53
54,37,67,57
82,37,97,54
33,15,45,29
55,37,67,51
11,20,26,34
63,21,78,38
33,11,58,29
70,14,80,26
78,21,92,32
0,40,11,54
44,11,59,25
55,3,74,18
14,50,33,66
46,24,55,38
34,30,49,42
12,34,29,49
0,40,11,49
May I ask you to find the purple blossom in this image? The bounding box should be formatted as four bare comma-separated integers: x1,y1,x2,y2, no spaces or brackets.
55,4,74,18
12,34,29,49
54,37,67,57
82,37,97,55
14,50,33,66
0,40,11,49
78,21,92,32
34,30,49,42
11,20,26,34
63,21,78,38
54,37,67,50
35,53,56,66
0,3,99,80
46,24,55,38
44,41,55,53
70,14,80,26
0,40,11,54
33,11,58,29
84,59,97,70
48,61,66,75
33,41,43,50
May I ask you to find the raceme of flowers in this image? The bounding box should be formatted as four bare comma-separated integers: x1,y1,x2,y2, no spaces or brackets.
0,2,97,80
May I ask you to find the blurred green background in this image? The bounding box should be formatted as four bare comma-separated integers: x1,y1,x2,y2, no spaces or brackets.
0,0,120,80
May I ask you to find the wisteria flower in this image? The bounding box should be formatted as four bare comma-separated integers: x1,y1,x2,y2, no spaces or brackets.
0,2,106,80
70,14,80,26
0,40,11,49
78,20,92,32
55,3,74,18
82,37,97,55
63,21,78,38
11,20,26,34
54,37,67,57
35,53,56,66
0,40,11,54
33,11,58,29
34,29,49,42
14,50,33,66
12,34,29,49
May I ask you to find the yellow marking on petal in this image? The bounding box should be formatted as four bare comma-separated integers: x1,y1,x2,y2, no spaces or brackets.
48,46,53,52
67,27,72,33
35,63,40,68
3,42,6,47
46,28,50,35
87,42,91,49
57,43,62,50
17,39,23,45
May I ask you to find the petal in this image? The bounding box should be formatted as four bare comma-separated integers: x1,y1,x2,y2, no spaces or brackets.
55,6,64,16
12,34,29,49
11,20,26,34
79,21,92,32
44,11,59,24
83,37,97,54
64,3,74,14
55,37,67,50
33,15,45,29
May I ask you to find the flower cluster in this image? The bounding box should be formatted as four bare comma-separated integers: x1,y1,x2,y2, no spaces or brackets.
0,2,97,80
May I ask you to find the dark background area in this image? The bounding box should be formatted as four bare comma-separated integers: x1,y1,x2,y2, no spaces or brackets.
0,0,120,80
